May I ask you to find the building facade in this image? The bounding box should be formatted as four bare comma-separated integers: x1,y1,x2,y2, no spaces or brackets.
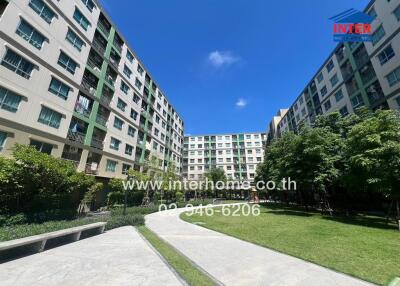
270,0,400,139
182,133,267,183
0,0,184,179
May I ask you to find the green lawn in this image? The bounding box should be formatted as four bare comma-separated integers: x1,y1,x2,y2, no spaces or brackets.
181,203,400,286
137,226,216,286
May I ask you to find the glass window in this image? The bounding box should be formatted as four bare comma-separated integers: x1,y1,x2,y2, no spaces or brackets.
368,7,377,19
128,126,136,137
317,73,323,83
396,96,400,108
320,86,328,96
377,45,395,65
339,106,349,116
137,65,144,75
1,49,35,79
113,117,124,130
334,89,344,102
133,93,140,104
38,106,62,128
29,0,55,24
324,99,331,111
110,137,121,150
126,51,134,63
386,66,400,87
30,139,53,154
58,52,77,74
48,78,70,100
371,25,385,46
0,131,7,151
351,94,364,108
125,144,133,155
16,19,46,49
326,60,334,72
394,5,400,21
120,81,129,94
73,8,91,31
81,0,95,12
330,74,338,87
135,78,142,89
106,159,117,172
0,86,22,112
123,65,132,78
66,28,85,51
117,98,127,111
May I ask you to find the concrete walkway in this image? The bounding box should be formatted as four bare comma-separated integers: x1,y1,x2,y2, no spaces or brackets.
0,226,184,286
146,205,375,286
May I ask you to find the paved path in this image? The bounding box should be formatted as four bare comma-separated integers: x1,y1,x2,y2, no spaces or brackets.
146,205,375,286
0,226,184,286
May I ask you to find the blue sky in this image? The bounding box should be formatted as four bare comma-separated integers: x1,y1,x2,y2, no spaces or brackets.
100,0,369,135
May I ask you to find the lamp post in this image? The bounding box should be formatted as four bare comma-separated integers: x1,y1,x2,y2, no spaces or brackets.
124,174,134,215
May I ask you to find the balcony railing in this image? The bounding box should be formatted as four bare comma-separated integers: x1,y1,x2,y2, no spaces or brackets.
97,21,110,38
61,151,82,164
67,130,86,144
99,95,112,106
85,163,99,175
91,137,104,150
96,114,108,126
93,38,106,55
355,54,370,69
74,103,91,118
87,57,102,73
113,41,122,53
81,77,97,95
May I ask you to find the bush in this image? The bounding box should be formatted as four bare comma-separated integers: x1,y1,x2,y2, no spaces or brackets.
110,206,159,216
0,213,28,227
105,214,144,230
175,191,184,202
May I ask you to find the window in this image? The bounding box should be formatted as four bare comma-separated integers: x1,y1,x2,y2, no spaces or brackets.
113,117,124,130
130,109,138,120
137,65,144,75
153,142,158,151
1,49,35,79
73,8,91,31
396,96,400,108
351,94,364,108
16,19,46,49
30,139,53,154
294,103,298,111
320,86,328,96
324,99,331,111
38,106,62,128
58,52,77,74
123,65,132,78
126,51,134,63
125,144,133,155
155,115,160,123
120,81,129,94
128,126,136,137
386,66,400,87
326,60,334,72
122,163,131,175
317,73,323,83
377,45,395,65
334,89,344,102
29,0,55,24
106,160,117,172
110,137,121,150
394,5,400,21
330,74,338,87
48,78,70,100
81,0,95,12
135,78,142,89
0,131,7,151
301,108,306,116
0,86,22,112
154,128,159,136
339,106,349,116
372,25,385,46
117,98,127,111
66,28,85,51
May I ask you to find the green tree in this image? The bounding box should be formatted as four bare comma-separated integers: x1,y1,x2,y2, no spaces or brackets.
204,168,227,198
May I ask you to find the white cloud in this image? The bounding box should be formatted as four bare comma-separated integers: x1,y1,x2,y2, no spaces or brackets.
235,98,247,108
208,50,240,68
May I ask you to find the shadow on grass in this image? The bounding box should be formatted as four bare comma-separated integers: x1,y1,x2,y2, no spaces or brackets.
261,202,398,230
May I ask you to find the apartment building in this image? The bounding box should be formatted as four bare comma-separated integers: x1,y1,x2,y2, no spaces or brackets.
0,0,184,179
269,0,400,139
182,133,267,183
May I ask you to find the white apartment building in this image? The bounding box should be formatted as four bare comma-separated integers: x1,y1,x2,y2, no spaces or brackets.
269,0,400,139
0,0,184,179
183,133,267,183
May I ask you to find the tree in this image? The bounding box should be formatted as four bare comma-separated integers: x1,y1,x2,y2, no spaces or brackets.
204,168,227,198
345,110,400,223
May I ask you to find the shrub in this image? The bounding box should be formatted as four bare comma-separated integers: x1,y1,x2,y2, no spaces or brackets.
105,214,144,230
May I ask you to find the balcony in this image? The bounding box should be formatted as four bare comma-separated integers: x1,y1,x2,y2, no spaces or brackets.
113,33,123,54
67,117,87,144
346,77,359,96
360,64,376,85
81,70,98,95
109,49,121,70
74,93,93,118
366,81,384,104
91,128,105,150
100,85,113,106
93,31,107,56
340,61,353,82
335,44,346,63
105,67,117,87
96,115,108,127
354,45,370,69
61,145,82,165
145,74,151,86
87,49,103,73
97,13,111,38
85,152,101,175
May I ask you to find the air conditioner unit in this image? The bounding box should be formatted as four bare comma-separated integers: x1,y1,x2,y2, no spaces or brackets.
89,87,96,95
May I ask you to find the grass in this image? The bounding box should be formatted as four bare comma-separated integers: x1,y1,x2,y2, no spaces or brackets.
181,203,400,286
138,226,216,286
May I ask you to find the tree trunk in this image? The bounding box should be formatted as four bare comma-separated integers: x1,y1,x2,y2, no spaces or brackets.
386,200,393,223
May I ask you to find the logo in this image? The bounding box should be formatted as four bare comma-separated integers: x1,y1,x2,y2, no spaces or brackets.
329,9,374,42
